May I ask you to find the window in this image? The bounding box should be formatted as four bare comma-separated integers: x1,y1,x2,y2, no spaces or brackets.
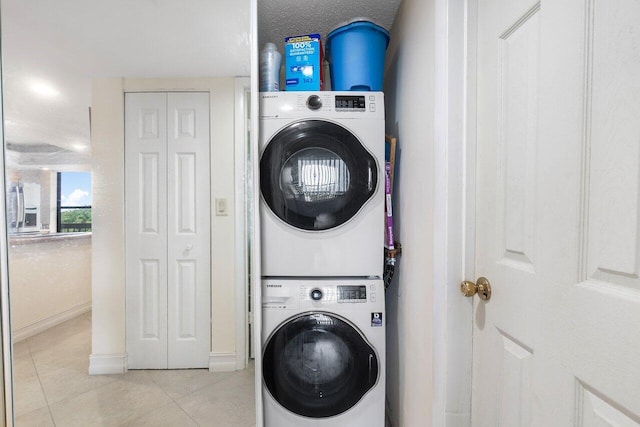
57,172,92,232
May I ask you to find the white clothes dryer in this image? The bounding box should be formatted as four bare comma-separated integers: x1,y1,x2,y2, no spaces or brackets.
261,278,385,427
260,91,385,277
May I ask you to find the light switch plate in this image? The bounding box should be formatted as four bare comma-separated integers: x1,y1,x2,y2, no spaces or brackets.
215,198,228,216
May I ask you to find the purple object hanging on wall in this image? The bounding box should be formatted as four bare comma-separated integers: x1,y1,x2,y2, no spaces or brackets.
384,162,395,250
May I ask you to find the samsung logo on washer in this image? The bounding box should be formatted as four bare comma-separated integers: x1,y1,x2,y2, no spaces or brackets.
266,284,282,288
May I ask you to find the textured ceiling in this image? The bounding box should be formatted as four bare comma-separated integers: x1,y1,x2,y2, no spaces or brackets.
258,0,401,51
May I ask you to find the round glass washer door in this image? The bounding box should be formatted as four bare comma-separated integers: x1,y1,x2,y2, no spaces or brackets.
262,312,379,418
260,120,378,231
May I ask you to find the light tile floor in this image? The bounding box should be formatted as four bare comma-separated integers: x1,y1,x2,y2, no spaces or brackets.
12,312,256,426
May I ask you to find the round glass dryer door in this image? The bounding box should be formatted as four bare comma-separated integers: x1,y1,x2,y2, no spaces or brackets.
260,120,378,231
262,312,379,418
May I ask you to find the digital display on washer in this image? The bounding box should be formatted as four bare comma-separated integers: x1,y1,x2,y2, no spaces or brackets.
337,285,367,300
335,95,366,110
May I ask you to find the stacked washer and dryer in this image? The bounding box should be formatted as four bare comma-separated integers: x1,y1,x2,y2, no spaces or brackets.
260,91,386,426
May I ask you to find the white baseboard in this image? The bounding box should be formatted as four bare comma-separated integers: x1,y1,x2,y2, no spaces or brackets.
89,353,128,375
12,302,92,343
209,352,237,372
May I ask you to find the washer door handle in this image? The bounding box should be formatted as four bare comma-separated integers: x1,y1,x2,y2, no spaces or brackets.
368,354,374,383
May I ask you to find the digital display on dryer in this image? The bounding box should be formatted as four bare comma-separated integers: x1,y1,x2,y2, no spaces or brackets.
338,285,367,301
335,96,366,111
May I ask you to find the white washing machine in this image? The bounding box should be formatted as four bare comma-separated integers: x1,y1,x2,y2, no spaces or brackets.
260,91,385,277
261,278,385,426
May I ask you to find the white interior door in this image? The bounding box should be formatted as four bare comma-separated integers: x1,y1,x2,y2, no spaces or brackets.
472,0,640,425
126,92,211,369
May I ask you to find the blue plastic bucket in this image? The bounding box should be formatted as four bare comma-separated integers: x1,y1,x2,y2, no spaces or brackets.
326,19,390,91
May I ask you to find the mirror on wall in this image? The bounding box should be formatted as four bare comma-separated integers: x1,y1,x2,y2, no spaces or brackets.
1,0,253,425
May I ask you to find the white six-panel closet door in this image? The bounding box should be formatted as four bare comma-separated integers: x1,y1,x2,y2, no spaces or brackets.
166,92,211,369
125,92,211,369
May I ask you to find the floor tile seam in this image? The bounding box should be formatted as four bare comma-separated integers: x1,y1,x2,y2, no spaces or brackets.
46,374,183,426
212,374,256,393
31,359,92,379
172,397,205,426
27,339,92,376
149,374,180,402
26,348,91,365
30,354,71,399
43,374,118,409
172,379,252,411
208,370,251,389
13,405,55,426
149,372,228,402
47,404,58,427
21,337,93,425
125,389,200,427
172,381,228,405
29,352,59,427
13,355,39,381
45,380,173,426
24,338,35,357
30,352,52,408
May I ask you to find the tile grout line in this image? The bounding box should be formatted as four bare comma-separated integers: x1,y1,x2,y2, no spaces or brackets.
23,320,108,425
25,338,57,426
139,372,201,426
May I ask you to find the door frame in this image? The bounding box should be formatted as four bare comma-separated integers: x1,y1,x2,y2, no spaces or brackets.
0,80,14,425
432,0,476,425
249,1,263,424
234,77,250,369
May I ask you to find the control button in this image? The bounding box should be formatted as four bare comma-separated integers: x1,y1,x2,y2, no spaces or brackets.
369,95,375,101
369,103,376,112
371,293,376,302
311,288,323,301
371,284,376,292
307,95,323,110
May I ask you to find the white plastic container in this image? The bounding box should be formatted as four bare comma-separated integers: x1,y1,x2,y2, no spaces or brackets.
260,42,282,92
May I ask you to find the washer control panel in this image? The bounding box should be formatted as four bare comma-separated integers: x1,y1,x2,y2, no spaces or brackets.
261,280,381,310
310,288,323,301
337,285,367,302
306,285,370,303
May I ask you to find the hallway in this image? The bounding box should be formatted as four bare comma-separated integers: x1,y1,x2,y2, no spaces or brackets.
13,313,255,426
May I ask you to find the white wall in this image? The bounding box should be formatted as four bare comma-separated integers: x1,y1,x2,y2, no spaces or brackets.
90,78,240,374
383,0,435,425
90,78,125,373
385,1,475,425
9,235,92,341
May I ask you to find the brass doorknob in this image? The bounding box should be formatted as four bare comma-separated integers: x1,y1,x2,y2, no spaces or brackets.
460,277,492,301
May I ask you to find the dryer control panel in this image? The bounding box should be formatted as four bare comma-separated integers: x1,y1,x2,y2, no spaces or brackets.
334,95,366,111
259,91,384,119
